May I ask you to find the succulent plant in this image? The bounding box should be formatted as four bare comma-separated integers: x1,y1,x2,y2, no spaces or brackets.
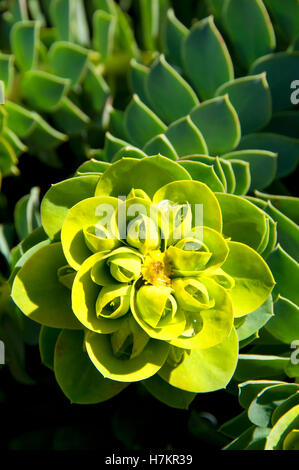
8,155,281,406
0,0,140,177
101,1,299,196
220,379,299,450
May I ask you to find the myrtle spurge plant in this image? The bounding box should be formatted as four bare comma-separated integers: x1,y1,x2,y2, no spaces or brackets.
9,155,278,405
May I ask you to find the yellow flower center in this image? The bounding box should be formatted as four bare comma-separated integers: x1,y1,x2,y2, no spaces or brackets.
141,250,171,287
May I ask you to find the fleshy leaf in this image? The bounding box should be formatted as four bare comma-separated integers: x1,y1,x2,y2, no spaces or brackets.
223,0,276,69
11,20,39,71
165,9,188,68
54,330,129,404
95,156,191,198
143,134,178,161
48,41,89,88
158,327,238,393
222,150,277,191
215,74,272,134
124,94,167,148
267,245,299,305
11,243,81,329
61,196,120,270
165,116,208,157
236,295,273,342
41,175,100,240
85,329,170,382
153,180,222,232
21,70,70,111
39,325,61,370
221,241,275,317
234,354,289,381
182,16,234,99
265,405,299,450
237,132,299,178
190,95,240,155
216,193,268,251
146,55,199,124
250,52,299,112
71,251,126,334
178,160,224,192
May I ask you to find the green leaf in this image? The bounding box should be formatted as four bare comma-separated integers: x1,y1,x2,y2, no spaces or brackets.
112,146,147,162
41,175,100,240
165,9,188,68
143,134,178,161
83,63,110,114
228,159,251,195
11,20,39,71
49,41,89,88
165,116,208,157
61,196,120,270
216,193,268,251
222,149,277,191
272,392,299,425
265,202,299,262
264,0,299,42
124,94,167,148
54,330,129,404
2,127,27,156
39,325,61,370
129,59,150,106
153,180,222,232
14,187,40,241
102,132,129,162
265,297,299,344
93,10,115,60
283,429,299,450
248,384,299,427
85,329,170,382
50,0,71,41
223,0,276,69
236,296,273,342
24,112,67,151
250,52,299,112
237,133,299,178
234,355,289,381
95,155,191,199
222,241,275,317
190,95,240,155
52,97,90,135
265,405,299,450
219,159,236,194
178,160,224,192
0,53,14,96
238,379,285,408
142,373,196,410
158,327,238,393
267,245,299,305
11,243,81,329
146,55,199,124
255,191,299,225
182,16,234,99
76,159,110,176
137,0,160,51
0,136,18,176
21,71,70,111
4,101,36,138
215,73,272,134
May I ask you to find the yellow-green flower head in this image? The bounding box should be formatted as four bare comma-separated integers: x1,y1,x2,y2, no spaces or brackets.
12,156,275,400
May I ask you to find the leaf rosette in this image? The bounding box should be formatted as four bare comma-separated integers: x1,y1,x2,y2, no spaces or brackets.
11,156,275,404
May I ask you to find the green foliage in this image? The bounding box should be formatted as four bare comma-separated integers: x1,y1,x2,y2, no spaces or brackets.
220,380,299,450
10,156,277,405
